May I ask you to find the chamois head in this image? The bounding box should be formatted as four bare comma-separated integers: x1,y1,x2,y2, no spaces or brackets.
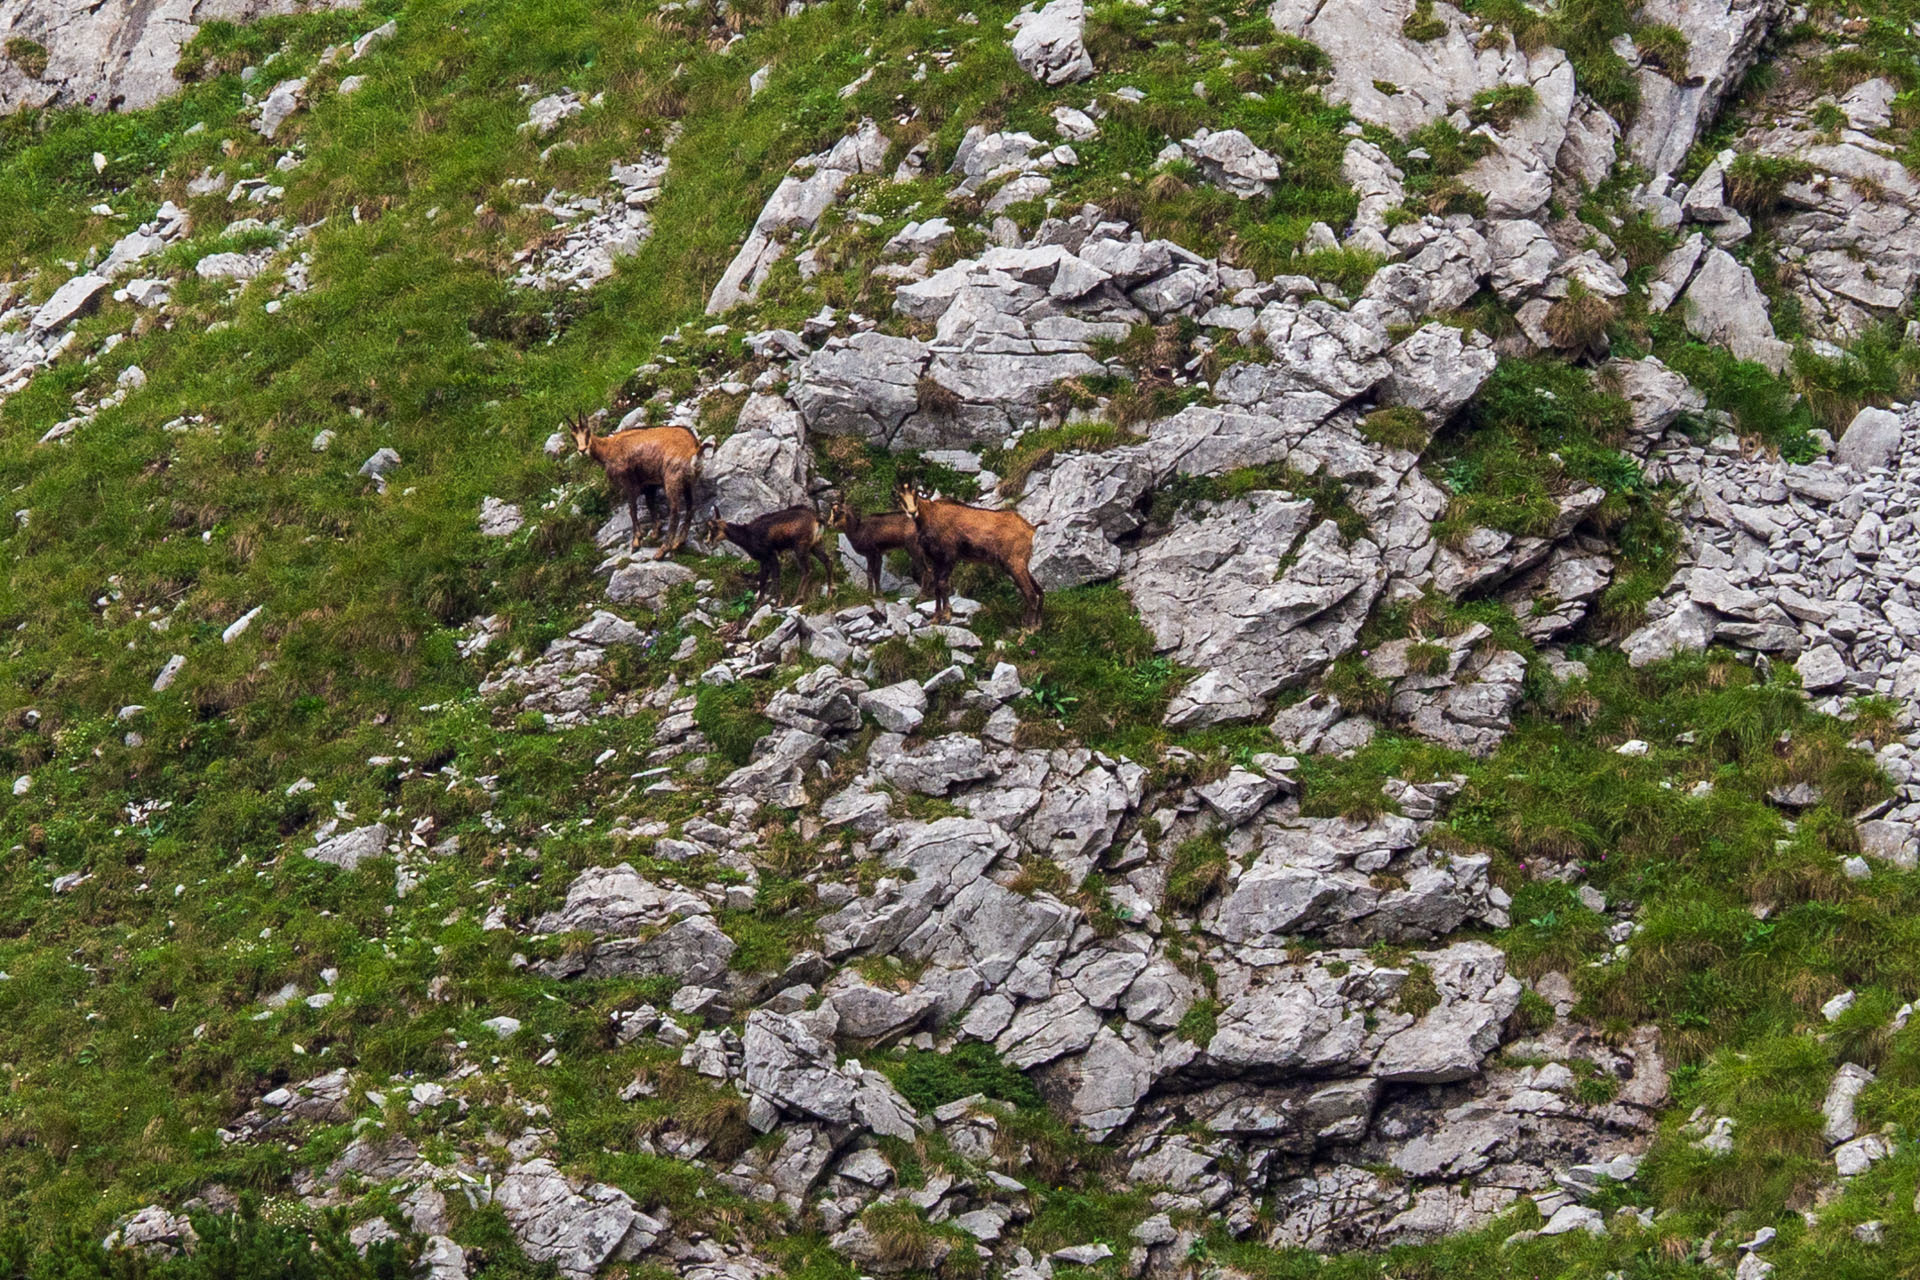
567,413,593,455
825,500,853,532
896,483,922,521
701,506,727,545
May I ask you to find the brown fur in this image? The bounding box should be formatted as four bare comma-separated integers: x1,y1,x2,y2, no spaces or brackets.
704,505,834,604
897,484,1044,627
826,500,924,595
569,412,711,558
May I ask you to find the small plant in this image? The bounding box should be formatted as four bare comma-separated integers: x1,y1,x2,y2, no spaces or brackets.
1406,641,1453,677
1571,1061,1622,1106
1470,83,1540,130
1395,962,1442,1017
1402,0,1448,42
1724,153,1813,215
1009,857,1071,897
1025,679,1081,720
1542,283,1616,357
3,37,48,79
1165,831,1230,912
1511,987,1557,1035
1176,997,1222,1046
694,681,772,766
860,1202,943,1273
1809,100,1848,136
886,1042,1042,1112
1633,23,1689,78
917,374,963,417
1324,655,1394,717
1361,406,1432,452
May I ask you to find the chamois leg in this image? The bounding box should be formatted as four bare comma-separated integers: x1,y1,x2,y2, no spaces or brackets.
811,540,834,598
864,553,883,596
653,487,680,560
627,489,645,551
1008,561,1045,629
667,473,696,555
929,557,955,624
787,548,808,605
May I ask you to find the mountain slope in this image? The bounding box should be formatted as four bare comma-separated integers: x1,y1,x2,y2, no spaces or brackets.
3,0,1920,1277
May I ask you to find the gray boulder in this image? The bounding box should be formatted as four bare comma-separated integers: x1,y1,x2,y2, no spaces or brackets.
1008,0,1093,85
1836,406,1902,473
1627,0,1786,176
1681,249,1789,371
307,823,390,871
705,393,812,522
708,121,888,311
1181,128,1281,198
494,1158,664,1279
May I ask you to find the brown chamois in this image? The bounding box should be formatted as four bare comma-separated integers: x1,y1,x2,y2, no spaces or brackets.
826,500,924,595
703,506,834,604
897,484,1044,627
568,412,712,558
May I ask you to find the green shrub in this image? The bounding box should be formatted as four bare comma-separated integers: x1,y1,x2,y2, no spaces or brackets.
1361,406,1432,451
1402,0,1448,42
2,37,48,78
886,1042,1043,1112
1165,831,1230,912
0,1208,413,1279
1176,997,1222,1046
1724,153,1813,215
1633,23,1689,78
1541,284,1617,357
1470,83,1539,130
694,681,772,766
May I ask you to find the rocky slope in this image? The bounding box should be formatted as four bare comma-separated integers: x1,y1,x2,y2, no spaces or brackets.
5,0,1920,1277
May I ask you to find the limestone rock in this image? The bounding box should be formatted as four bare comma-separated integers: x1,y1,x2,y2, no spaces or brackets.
1008,0,1093,86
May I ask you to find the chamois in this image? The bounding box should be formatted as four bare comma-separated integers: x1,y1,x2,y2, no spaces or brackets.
897,484,1044,627
568,412,712,558
826,500,924,595
703,506,834,604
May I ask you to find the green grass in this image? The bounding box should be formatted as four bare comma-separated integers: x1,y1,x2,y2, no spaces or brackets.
5,0,1920,1275
884,1043,1045,1113
694,681,773,767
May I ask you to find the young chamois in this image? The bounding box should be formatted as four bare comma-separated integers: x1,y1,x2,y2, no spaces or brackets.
896,484,1044,628
703,506,834,604
568,412,712,558
826,500,924,595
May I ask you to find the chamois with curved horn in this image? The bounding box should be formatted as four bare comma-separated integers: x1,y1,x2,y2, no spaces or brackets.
568,411,712,558
897,484,1044,627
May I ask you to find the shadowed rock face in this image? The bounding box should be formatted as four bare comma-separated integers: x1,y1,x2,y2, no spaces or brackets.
0,0,359,115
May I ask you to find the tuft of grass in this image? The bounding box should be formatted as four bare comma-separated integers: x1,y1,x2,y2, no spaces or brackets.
1634,23,1690,78
1360,406,1432,452
885,1042,1044,1113
1541,284,1617,357
1176,997,1222,1047
694,681,772,767
1401,0,1448,42
1469,83,1539,130
1395,962,1441,1017
1724,153,1814,216
1164,831,1230,914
